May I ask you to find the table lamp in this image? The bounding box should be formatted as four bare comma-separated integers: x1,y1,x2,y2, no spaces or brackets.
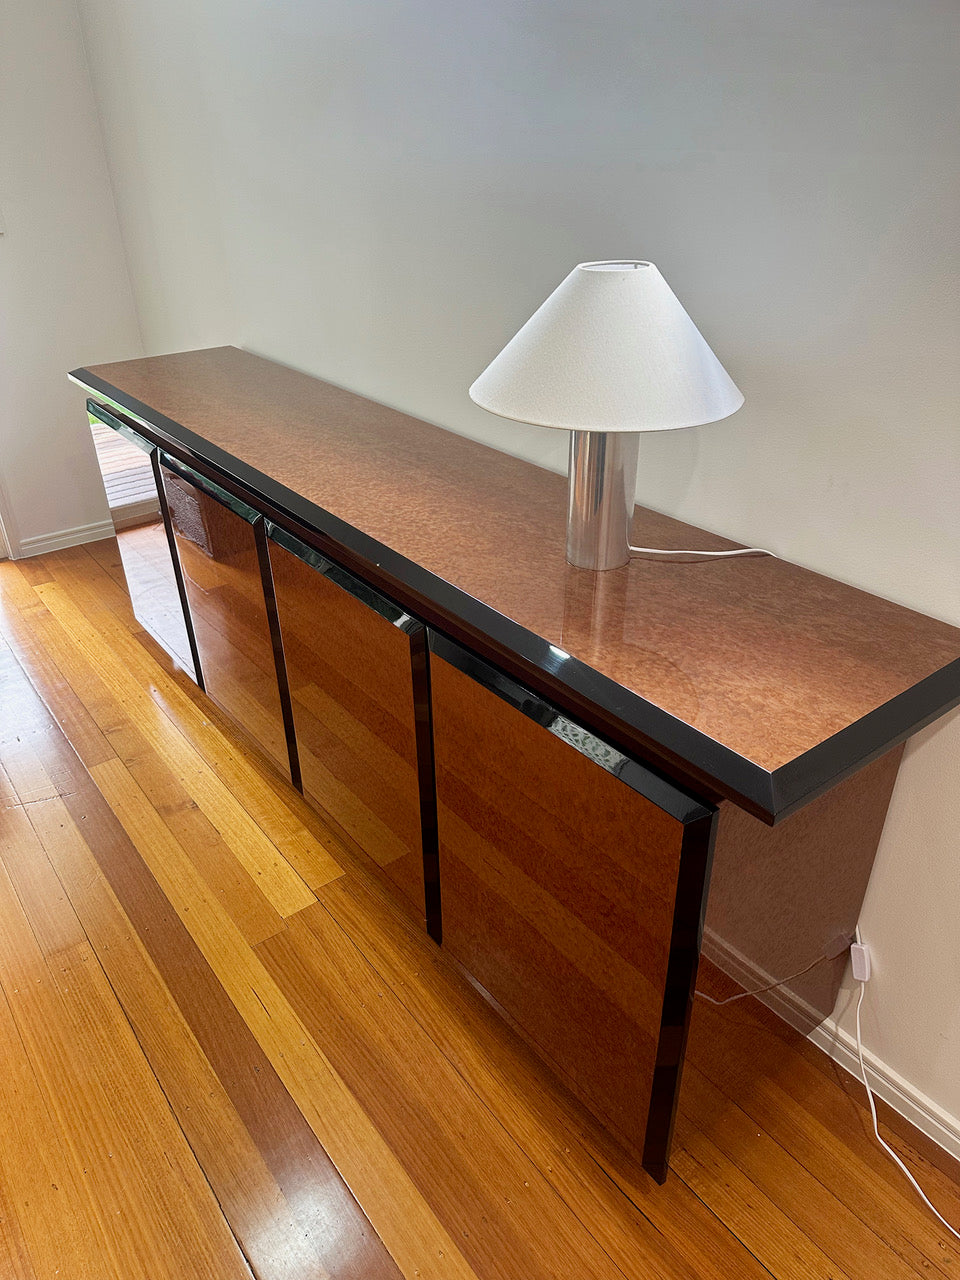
469,261,744,570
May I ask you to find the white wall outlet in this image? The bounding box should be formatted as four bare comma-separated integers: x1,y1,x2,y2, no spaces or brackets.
851,942,872,982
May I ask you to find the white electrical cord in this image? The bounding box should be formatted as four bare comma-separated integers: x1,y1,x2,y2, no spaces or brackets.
629,544,775,561
853,933,960,1244
695,952,827,1006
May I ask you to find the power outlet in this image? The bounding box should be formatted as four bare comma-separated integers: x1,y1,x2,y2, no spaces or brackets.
851,942,872,982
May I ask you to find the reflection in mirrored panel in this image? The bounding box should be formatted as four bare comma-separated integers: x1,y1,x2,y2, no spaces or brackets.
429,643,700,1169
113,509,200,684
86,411,199,685
159,460,290,778
267,530,427,925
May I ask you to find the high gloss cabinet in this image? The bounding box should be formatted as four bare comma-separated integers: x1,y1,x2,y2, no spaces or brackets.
265,523,431,925
79,352,956,1192
87,405,201,684
427,633,716,1180
92,400,716,1178
90,406,432,924
158,454,295,783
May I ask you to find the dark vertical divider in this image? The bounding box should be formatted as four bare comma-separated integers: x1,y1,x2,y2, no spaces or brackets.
255,519,303,793
151,449,206,692
641,807,718,1182
409,627,441,943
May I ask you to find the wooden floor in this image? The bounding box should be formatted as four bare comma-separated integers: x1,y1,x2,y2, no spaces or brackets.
1,539,959,1279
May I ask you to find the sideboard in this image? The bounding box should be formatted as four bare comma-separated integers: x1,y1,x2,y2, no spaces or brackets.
71,346,960,1183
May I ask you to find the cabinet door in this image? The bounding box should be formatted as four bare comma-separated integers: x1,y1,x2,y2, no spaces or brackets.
87,404,201,685
266,523,433,927
429,633,716,1181
158,455,294,781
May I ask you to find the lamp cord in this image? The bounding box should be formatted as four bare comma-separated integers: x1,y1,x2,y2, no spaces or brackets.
695,952,827,1006
698,938,960,1243
629,544,775,561
852,929,960,1244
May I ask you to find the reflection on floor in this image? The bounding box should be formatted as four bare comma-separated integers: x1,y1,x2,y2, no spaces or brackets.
0,536,957,1280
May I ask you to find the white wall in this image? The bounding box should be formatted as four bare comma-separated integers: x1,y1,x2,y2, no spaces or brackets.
75,0,960,1141
0,0,142,557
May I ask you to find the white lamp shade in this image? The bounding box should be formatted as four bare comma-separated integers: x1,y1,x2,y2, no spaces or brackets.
469,261,744,433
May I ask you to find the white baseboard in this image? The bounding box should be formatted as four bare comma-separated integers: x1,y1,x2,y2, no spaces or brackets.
807,1014,960,1166
112,500,160,531
15,519,115,559
702,929,960,1165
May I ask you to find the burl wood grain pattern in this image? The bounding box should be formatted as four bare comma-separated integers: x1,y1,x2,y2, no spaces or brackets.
705,745,905,1027
78,346,960,774
430,652,691,1163
267,537,427,923
159,466,290,776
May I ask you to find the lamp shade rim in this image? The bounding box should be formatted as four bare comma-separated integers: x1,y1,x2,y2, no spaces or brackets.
467,383,745,433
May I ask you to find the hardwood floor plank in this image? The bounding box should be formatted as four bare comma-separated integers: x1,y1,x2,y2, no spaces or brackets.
677,1063,931,1279
1,578,287,945
122,744,287,945
0,957,105,1279
88,753,481,1280
43,546,344,890
0,592,115,770
36,797,392,1280
311,872,772,1280
670,1119,850,1280
259,902,657,1280
13,557,57,587
83,532,129,585
0,638,402,1280
685,991,960,1276
29,575,318,916
0,800,254,1279
0,1146,36,1280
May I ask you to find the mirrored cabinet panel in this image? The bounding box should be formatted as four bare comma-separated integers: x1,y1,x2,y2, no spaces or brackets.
158,454,293,780
266,523,429,925
428,632,716,1178
87,405,201,684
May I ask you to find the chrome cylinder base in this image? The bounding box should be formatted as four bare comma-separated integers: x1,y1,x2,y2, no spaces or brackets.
566,431,640,571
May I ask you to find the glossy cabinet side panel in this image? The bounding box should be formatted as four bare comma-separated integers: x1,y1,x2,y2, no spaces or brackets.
430,651,690,1164
87,410,199,684
159,464,290,777
267,538,427,924
705,745,904,1029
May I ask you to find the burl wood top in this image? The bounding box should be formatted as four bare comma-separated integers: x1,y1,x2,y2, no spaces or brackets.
74,346,960,812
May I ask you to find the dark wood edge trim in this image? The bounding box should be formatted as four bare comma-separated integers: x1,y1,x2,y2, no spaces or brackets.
410,628,442,943
254,519,303,792
73,371,960,824
88,400,153,455
769,657,960,818
150,448,206,693
641,807,719,1183
429,630,714,825
264,519,415,631
159,449,261,525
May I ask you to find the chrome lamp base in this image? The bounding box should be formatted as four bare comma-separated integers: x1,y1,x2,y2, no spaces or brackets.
566,431,640,571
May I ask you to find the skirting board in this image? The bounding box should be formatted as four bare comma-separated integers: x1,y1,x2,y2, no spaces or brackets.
14,519,115,559
113,498,160,531
702,928,960,1166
